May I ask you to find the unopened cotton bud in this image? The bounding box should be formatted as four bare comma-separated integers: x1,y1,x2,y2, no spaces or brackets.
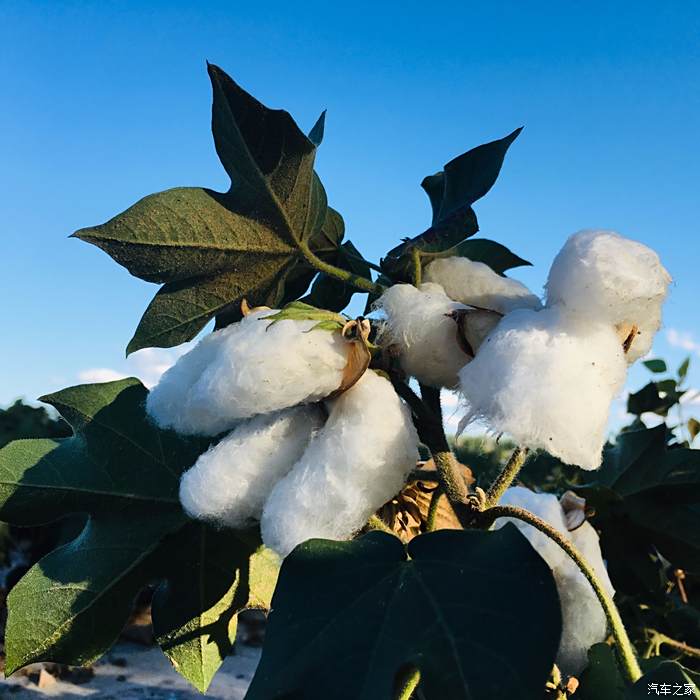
424,256,542,314
494,487,614,676
179,405,323,528
375,282,469,388
459,307,626,469
146,310,348,435
261,370,420,557
545,230,671,361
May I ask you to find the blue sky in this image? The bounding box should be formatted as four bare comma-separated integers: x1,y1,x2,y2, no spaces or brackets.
1,1,699,430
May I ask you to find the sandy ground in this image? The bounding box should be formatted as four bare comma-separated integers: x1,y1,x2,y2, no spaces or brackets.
0,643,261,699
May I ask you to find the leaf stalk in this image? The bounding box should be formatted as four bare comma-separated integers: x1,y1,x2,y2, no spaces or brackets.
480,504,642,683
297,242,384,295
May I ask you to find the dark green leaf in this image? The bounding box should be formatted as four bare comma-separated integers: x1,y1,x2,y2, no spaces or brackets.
678,357,691,381
419,238,531,275
580,426,700,580
0,379,277,690
626,660,700,698
643,359,668,374
245,526,561,700
432,127,522,223
74,65,341,354
577,643,626,700
308,110,326,147
627,382,678,417
381,129,521,280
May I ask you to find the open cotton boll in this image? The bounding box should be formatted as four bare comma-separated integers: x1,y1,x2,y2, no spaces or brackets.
546,230,671,359
261,370,420,557
147,310,348,435
179,405,323,529
375,282,469,388
459,307,626,469
494,487,614,676
424,256,542,314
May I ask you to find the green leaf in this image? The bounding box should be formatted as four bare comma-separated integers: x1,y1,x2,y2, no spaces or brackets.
74,65,342,354
308,110,326,147
429,127,523,223
0,379,277,690
305,240,372,311
419,238,531,275
626,660,700,698
577,644,626,700
627,381,681,417
678,357,691,380
245,526,561,700
381,129,521,280
643,359,668,373
580,426,700,582
153,524,279,692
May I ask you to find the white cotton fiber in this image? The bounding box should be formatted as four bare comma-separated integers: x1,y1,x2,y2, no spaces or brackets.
260,370,420,557
494,487,614,676
146,310,348,435
179,405,323,528
375,283,470,388
545,230,671,361
424,256,542,314
458,307,627,469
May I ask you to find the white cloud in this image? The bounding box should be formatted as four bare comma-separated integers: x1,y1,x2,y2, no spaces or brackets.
77,368,128,383
77,342,194,390
666,328,700,356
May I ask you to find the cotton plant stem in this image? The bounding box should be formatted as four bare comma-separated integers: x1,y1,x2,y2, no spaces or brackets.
298,242,385,295
481,504,642,683
484,446,529,507
432,451,470,504
412,248,422,286
425,486,444,532
418,384,470,505
395,668,421,700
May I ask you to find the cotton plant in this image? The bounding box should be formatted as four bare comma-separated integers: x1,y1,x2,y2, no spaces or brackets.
2,61,684,699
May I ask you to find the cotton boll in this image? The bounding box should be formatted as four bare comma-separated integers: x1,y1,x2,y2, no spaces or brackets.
147,311,348,435
494,487,614,676
261,370,420,557
375,283,469,388
424,256,542,314
179,405,323,528
459,307,626,469
545,230,671,359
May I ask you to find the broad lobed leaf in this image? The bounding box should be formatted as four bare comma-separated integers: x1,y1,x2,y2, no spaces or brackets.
0,379,279,690
74,65,344,354
245,527,561,700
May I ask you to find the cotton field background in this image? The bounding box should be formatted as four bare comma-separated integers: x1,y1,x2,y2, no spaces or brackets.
1,3,700,700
